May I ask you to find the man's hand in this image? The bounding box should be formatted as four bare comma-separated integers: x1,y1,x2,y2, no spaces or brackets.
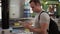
23,23,32,29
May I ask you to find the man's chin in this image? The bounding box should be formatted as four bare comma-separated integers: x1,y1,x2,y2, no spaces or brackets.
35,11,39,13
33,11,39,13
34,11,37,12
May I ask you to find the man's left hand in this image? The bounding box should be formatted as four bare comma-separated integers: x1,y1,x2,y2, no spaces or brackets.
23,23,31,29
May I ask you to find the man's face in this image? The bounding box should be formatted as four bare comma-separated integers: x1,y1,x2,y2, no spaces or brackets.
30,2,41,12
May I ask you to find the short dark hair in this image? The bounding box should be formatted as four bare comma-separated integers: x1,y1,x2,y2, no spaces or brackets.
29,0,41,6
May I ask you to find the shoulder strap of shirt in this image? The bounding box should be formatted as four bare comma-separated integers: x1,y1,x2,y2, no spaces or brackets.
38,11,45,20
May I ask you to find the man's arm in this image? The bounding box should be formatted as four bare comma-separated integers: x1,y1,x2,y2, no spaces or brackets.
28,23,48,34
23,22,49,34
28,25,41,33
23,23,41,33
39,12,50,34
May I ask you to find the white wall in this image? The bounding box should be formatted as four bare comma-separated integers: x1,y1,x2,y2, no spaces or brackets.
9,0,22,19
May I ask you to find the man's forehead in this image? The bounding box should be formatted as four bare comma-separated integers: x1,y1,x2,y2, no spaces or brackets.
30,2,35,5
30,2,36,7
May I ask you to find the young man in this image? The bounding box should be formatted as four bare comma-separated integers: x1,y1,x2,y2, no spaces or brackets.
23,0,50,34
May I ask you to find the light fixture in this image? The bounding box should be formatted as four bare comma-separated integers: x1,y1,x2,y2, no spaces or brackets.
45,2,48,4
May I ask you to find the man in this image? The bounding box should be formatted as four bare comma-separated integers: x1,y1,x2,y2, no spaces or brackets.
23,0,50,34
